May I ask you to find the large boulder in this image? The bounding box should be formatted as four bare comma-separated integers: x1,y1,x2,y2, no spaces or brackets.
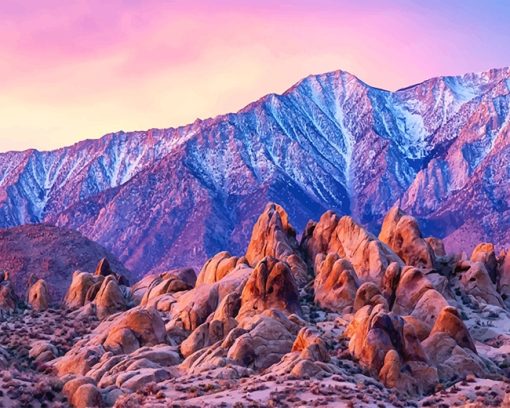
168,264,252,333
63,271,98,309
379,206,436,270
393,267,434,314
429,306,476,352
27,278,50,311
470,243,498,283
460,262,504,307
269,326,336,378
130,267,196,305
422,332,494,383
94,275,128,319
102,307,166,354
302,211,402,285
346,304,438,394
313,253,359,313
227,314,297,371
237,257,301,321
353,282,388,312
55,307,167,377
246,203,310,286
197,252,247,285
140,271,194,307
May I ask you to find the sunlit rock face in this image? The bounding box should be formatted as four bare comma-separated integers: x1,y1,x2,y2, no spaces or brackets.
1,68,510,276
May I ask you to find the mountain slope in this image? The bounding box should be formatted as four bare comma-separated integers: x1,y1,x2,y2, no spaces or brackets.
0,224,133,300
1,67,509,275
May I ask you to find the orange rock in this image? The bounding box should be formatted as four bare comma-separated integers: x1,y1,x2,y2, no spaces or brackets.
313,253,359,313
237,257,301,321
63,271,97,309
27,278,50,311
379,205,436,269
303,211,402,285
196,251,246,285
353,282,388,312
94,275,127,319
246,203,310,286
460,262,504,307
471,243,498,283
429,306,476,353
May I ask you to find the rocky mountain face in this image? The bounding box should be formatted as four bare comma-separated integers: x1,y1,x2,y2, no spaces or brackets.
1,203,509,407
0,224,133,301
0,67,509,276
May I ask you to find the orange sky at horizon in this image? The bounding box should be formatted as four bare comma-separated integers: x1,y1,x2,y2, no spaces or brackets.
1,0,509,152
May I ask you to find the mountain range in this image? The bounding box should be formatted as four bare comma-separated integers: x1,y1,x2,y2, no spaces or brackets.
1,67,509,277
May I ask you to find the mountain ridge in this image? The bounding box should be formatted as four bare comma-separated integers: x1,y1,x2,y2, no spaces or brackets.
3,65,509,155
1,66,509,276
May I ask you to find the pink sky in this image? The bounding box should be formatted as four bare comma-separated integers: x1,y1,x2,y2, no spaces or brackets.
1,0,509,152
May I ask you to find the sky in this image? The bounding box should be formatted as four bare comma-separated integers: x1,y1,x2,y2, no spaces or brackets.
1,0,509,152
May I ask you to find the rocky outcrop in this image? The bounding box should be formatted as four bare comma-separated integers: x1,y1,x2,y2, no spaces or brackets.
27,278,50,311
197,252,247,286
237,257,301,321
429,306,476,352
302,211,403,285
182,310,302,377
95,257,130,286
102,307,166,354
379,206,436,270
94,275,128,319
422,308,498,384
246,203,310,286
63,271,98,309
269,326,337,378
313,253,359,313
459,262,504,307
140,270,194,307
166,264,252,333
346,304,438,394
3,201,510,407
63,259,131,317
392,266,448,326
470,243,498,283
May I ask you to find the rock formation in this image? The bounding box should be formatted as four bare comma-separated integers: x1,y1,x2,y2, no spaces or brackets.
246,203,310,286
1,202,510,407
196,252,246,285
313,253,359,313
302,211,403,285
237,257,301,321
379,205,436,270
27,278,50,311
